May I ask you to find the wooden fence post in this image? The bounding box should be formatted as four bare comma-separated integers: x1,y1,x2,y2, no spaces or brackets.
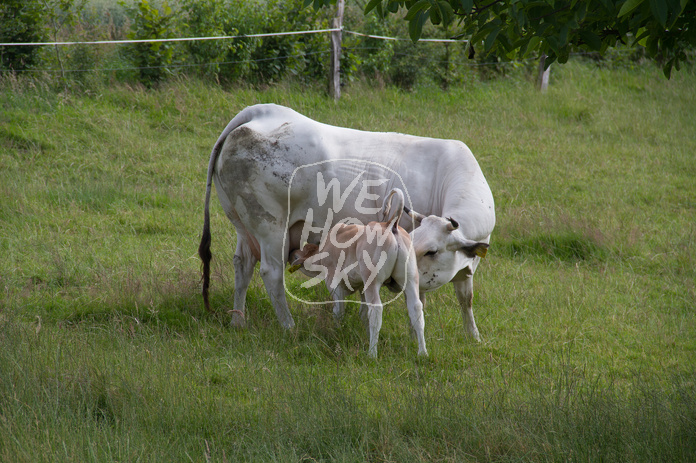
329,0,345,100
537,53,550,92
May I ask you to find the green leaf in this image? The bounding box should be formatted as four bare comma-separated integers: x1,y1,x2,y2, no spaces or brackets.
497,34,512,53
524,36,542,58
459,0,474,14
634,27,650,45
408,10,429,42
484,27,500,52
364,0,382,14
574,1,587,22
546,35,559,52
404,0,429,21
645,35,658,56
663,59,673,79
618,0,645,17
387,0,400,13
431,4,442,24
578,30,602,50
470,22,493,44
649,0,667,27
438,1,455,26
558,48,570,63
559,23,569,46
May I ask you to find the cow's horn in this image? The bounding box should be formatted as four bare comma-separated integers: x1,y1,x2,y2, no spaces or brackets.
404,206,425,224
447,217,459,231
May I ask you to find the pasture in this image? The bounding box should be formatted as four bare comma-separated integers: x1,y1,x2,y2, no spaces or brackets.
1,61,695,461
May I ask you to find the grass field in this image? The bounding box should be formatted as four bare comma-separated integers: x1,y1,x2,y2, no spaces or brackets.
1,61,695,461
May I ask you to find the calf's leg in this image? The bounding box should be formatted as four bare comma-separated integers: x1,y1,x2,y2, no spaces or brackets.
362,285,383,358
330,285,352,323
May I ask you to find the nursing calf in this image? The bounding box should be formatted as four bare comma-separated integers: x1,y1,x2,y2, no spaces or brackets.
288,189,426,358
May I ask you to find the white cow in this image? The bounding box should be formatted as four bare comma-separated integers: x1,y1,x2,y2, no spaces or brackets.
198,104,495,340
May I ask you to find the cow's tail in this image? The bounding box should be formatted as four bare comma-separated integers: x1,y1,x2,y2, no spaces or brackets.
381,188,405,234
198,108,258,312
199,190,213,312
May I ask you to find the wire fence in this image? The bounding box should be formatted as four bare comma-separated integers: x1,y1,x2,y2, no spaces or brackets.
3,50,334,74
0,27,513,75
0,26,631,79
0,28,343,47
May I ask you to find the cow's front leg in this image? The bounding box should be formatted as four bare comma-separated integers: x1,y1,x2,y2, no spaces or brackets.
259,247,295,329
232,237,258,328
404,280,427,356
453,276,481,341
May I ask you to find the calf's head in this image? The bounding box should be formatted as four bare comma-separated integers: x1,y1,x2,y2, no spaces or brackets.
406,208,489,291
288,243,320,273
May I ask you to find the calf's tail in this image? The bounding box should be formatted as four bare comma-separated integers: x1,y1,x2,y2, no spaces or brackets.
381,188,406,234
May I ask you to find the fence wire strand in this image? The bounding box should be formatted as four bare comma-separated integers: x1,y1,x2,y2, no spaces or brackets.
1,27,622,75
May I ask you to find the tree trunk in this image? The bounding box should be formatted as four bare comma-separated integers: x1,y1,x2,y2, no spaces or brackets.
328,0,345,100
537,54,550,92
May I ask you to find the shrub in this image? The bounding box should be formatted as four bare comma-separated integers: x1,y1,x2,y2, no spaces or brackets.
354,14,395,84
0,0,45,71
243,0,331,85
121,0,176,86
179,0,252,83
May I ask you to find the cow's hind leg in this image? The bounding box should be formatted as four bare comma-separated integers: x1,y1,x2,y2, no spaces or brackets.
258,243,295,329
232,235,258,328
453,275,481,342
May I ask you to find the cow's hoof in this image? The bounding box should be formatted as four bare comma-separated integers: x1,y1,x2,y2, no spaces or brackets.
229,310,247,328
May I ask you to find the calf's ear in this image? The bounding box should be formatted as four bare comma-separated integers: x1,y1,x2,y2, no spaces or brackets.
288,243,320,273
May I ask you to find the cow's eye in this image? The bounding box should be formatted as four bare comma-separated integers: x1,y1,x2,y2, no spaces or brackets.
424,250,437,257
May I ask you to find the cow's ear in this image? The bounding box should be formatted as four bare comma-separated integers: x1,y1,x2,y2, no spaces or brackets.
461,242,489,259
404,206,425,224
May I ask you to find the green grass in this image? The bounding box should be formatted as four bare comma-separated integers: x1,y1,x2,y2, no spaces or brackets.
1,62,695,461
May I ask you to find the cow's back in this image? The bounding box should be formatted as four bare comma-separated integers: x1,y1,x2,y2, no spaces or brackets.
216,104,494,242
